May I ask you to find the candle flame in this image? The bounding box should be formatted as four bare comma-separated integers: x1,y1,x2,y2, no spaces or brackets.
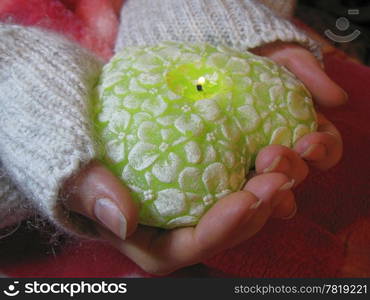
197,76,206,85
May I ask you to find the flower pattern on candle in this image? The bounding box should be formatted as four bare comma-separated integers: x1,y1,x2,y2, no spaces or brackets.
159,142,169,152
181,104,191,113
143,189,155,201
94,41,317,228
206,132,216,142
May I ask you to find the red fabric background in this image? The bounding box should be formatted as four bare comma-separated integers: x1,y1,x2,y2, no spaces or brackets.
0,0,369,278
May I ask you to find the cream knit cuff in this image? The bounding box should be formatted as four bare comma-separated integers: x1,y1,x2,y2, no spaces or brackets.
0,24,103,238
115,0,321,60
0,160,31,230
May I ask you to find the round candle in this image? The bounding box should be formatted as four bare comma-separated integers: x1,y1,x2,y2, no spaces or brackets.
92,42,317,229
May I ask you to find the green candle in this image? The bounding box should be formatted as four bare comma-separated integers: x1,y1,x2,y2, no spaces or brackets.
92,41,317,229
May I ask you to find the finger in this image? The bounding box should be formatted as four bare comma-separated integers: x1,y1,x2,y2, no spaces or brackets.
245,168,297,220
98,190,260,275
192,173,292,257
267,46,347,107
224,173,295,248
270,190,297,220
255,144,309,186
99,173,292,275
61,160,139,240
294,113,343,170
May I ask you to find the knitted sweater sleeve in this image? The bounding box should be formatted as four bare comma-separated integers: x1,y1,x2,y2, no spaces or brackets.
0,160,31,230
115,0,321,59
0,24,103,238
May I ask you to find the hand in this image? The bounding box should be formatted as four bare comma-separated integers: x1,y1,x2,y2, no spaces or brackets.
72,0,124,57
61,160,296,275
249,42,344,201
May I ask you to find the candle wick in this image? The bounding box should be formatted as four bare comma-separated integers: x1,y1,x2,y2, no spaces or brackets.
196,76,205,92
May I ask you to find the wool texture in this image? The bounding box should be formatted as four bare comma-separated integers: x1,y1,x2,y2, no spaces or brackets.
115,0,321,59
0,24,103,238
0,160,31,230
0,0,321,238
259,0,296,18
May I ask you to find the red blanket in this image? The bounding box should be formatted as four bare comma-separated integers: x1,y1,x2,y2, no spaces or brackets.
0,0,369,278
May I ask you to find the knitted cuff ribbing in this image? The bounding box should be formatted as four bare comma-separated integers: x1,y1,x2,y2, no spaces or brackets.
259,0,296,18
0,160,31,230
115,0,321,60
0,24,103,238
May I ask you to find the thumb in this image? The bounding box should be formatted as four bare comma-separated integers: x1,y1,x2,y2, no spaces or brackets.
62,160,138,240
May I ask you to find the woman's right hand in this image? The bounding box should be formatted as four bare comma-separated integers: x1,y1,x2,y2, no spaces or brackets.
61,158,298,275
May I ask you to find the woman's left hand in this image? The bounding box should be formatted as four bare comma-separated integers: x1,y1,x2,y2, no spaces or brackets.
249,42,345,218
252,41,344,172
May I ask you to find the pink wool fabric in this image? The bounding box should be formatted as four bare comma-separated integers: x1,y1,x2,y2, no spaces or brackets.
0,0,369,278
0,0,112,59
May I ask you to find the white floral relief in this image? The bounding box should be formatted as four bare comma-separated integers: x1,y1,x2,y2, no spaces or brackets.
159,142,169,152
189,201,205,217
114,84,126,95
201,162,229,206
104,109,131,163
129,77,146,93
206,52,229,68
235,105,261,133
143,189,155,201
97,94,121,122
184,141,202,164
225,57,250,74
229,167,246,190
194,99,222,121
101,72,123,89
181,104,191,113
141,95,167,116
95,42,317,228
179,167,203,193
128,142,159,171
293,124,310,144
203,145,217,164
220,118,241,142
153,189,186,217
287,91,311,120
269,126,292,147
174,113,204,136
206,132,216,142
122,94,141,110
152,152,181,183
166,216,198,228
263,113,288,136
128,120,184,183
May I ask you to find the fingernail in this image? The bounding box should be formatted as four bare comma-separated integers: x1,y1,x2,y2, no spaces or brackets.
281,202,297,220
249,198,263,210
94,198,127,240
301,143,326,160
279,179,295,191
301,144,318,158
263,155,288,173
